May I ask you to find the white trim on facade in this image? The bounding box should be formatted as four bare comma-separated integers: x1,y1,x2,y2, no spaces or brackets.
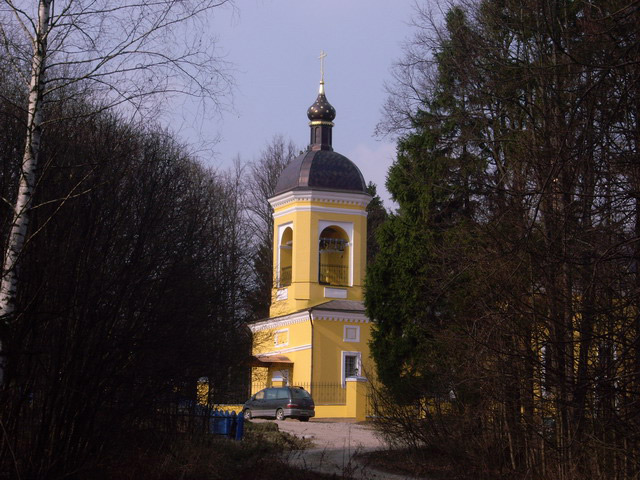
272,369,290,384
273,204,367,219
250,306,370,333
341,351,362,386
324,287,347,299
256,344,312,356
277,222,293,288
343,324,360,343
312,310,370,323
269,189,371,210
345,376,368,383
276,288,288,301
249,310,311,333
273,328,289,347
318,219,354,286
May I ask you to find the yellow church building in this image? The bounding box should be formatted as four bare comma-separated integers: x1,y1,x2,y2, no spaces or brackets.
249,77,373,421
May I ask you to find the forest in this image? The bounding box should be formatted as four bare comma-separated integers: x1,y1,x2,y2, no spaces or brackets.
366,0,640,479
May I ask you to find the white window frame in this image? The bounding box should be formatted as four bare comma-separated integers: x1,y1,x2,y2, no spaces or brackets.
318,220,354,286
341,351,362,386
273,328,289,347
272,368,290,385
343,324,360,343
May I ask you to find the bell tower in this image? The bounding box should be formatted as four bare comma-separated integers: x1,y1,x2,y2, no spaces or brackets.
268,64,371,318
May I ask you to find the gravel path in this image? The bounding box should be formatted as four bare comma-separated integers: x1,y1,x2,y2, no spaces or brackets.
253,419,426,479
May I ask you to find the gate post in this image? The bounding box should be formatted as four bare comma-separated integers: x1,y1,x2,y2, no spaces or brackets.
346,377,368,421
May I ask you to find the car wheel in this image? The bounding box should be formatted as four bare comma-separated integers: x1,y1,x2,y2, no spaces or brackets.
275,408,285,421
243,409,252,420
298,417,309,422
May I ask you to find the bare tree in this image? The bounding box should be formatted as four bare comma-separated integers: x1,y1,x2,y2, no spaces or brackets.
0,0,234,382
244,135,298,321
0,95,254,476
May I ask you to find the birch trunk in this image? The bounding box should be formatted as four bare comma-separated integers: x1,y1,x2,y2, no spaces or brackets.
0,0,51,384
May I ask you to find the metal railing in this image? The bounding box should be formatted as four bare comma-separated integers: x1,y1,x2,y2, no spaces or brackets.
279,266,292,287
318,263,348,286
300,382,346,405
249,382,347,405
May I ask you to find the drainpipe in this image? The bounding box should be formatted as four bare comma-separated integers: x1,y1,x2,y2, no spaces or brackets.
308,309,314,397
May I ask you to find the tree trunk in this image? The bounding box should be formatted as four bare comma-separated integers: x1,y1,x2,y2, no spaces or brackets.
0,0,51,384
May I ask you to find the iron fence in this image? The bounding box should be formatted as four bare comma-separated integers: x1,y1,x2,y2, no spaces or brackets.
249,382,346,405
299,382,346,405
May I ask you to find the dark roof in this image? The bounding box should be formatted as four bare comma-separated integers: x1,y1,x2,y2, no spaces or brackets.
274,149,367,195
311,300,366,313
249,300,367,326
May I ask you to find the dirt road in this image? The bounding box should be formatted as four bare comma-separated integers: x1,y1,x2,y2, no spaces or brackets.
254,419,426,479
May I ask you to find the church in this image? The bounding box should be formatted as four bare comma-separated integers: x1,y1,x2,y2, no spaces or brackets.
249,70,373,421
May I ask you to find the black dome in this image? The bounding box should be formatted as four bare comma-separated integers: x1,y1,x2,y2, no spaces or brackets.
274,149,367,195
307,86,336,123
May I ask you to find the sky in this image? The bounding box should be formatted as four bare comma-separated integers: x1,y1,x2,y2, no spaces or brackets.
176,0,420,208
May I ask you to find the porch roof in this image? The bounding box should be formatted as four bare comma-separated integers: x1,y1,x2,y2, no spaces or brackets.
250,354,293,367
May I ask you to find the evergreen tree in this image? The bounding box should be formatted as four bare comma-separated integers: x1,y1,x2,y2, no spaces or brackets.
368,1,640,477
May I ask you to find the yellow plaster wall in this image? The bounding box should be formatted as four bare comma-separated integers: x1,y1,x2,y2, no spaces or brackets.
270,200,368,318
315,404,348,418
312,319,373,384
253,320,311,356
251,320,312,390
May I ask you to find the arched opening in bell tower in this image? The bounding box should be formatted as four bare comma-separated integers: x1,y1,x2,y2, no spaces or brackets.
279,226,293,287
318,226,350,287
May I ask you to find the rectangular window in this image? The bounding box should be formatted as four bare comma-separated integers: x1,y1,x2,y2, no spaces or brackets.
342,351,362,385
272,369,289,384
345,355,358,377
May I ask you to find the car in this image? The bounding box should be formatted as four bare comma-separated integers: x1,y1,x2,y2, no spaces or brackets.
242,386,315,422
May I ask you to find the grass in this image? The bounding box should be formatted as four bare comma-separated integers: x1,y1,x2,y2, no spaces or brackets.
357,446,516,480
85,420,338,480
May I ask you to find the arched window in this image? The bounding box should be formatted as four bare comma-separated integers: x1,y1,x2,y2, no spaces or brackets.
318,226,349,286
279,227,293,287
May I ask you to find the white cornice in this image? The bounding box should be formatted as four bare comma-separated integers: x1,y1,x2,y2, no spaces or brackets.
249,308,370,332
249,310,311,332
273,204,368,219
311,310,370,323
256,344,312,356
269,190,371,210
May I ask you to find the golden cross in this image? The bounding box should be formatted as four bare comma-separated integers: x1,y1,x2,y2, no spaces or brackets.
319,50,327,82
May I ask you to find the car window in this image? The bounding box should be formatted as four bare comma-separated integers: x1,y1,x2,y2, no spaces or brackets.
276,388,289,399
255,390,265,400
265,388,277,400
291,388,311,399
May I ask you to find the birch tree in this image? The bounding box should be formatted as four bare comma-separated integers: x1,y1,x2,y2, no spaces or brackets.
0,0,233,382
0,98,252,477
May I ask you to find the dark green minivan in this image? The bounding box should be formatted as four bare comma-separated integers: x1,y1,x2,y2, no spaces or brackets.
242,386,315,421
